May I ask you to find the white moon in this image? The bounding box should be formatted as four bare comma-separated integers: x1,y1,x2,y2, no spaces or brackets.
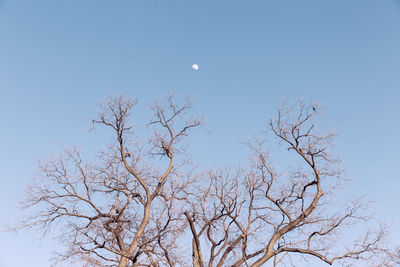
192,64,199,70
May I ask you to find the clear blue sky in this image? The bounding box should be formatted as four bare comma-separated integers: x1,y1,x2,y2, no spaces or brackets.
0,1,399,266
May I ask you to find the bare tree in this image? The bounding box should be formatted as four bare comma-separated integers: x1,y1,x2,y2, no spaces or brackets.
15,95,201,267
184,101,392,267
14,97,394,266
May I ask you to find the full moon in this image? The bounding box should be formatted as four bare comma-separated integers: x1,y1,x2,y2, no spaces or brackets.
192,64,199,70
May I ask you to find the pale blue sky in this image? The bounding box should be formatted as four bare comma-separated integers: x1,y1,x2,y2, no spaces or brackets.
0,1,399,266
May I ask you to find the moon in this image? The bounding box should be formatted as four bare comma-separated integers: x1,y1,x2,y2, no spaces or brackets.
192,64,199,70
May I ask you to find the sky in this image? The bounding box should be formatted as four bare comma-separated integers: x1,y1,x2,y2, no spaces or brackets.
0,0,399,266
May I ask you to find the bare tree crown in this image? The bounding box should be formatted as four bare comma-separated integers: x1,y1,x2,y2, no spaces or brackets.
13,96,395,267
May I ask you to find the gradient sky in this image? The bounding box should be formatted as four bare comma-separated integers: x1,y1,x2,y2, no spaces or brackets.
0,1,400,266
